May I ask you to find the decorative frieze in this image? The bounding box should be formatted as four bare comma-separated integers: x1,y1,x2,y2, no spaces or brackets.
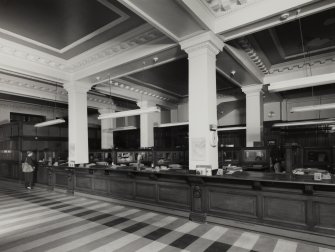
269,56,335,74
201,0,258,17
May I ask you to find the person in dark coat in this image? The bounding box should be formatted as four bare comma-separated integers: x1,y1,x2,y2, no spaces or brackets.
23,151,35,189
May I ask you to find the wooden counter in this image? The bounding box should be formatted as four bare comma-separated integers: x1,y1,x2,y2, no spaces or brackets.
33,165,335,238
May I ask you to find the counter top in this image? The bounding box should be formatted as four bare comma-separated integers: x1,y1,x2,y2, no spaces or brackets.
44,165,335,186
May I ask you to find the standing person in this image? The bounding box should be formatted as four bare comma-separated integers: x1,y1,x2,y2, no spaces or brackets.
22,151,35,189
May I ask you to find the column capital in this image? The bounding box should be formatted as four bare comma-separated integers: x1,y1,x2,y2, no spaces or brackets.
63,81,93,94
98,106,116,115
180,31,224,56
137,100,156,108
241,84,264,95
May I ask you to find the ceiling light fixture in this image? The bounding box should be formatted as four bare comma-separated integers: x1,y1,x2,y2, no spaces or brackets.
98,106,160,120
35,84,65,128
272,119,335,127
217,126,246,131
103,126,137,132
156,122,188,128
35,118,66,128
290,103,335,113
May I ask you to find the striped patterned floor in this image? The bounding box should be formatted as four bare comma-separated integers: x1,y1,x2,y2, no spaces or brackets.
0,181,334,252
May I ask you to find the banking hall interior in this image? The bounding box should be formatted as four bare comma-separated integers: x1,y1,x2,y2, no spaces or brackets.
1,0,335,252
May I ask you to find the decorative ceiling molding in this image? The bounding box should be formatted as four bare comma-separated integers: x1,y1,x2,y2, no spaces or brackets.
95,78,176,103
0,38,68,71
200,0,258,17
66,26,164,72
237,37,269,74
0,73,115,109
123,76,184,99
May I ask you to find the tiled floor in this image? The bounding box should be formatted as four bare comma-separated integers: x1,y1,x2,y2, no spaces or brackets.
0,181,334,252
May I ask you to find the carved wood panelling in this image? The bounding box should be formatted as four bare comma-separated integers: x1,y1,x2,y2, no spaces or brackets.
109,178,134,199
207,187,257,218
157,183,191,208
135,182,156,202
263,196,307,226
93,178,109,193
75,176,93,190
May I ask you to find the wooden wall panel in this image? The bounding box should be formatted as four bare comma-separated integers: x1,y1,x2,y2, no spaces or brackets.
110,179,134,199
158,183,190,208
93,178,109,193
263,196,307,225
55,173,67,187
314,201,335,229
75,176,92,190
135,182,156,202
207,188,257,218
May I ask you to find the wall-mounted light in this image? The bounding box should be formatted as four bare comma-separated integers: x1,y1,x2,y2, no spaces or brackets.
268,111,275,118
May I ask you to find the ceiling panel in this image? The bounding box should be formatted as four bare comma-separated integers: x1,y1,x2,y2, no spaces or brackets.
0,0,146,59
127,57,240,97
249,7,335,65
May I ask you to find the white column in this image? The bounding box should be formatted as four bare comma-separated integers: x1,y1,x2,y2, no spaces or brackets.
180,32,224,170
137,100,160,148
64,82,91,164
99,107,116,149
170,109,178,123
241,84,264,147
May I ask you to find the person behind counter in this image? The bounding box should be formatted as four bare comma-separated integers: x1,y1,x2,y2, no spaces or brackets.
22,151,36,189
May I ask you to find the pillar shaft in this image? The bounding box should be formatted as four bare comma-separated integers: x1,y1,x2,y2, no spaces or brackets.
180,32,223,170
137,100,160,148
64,82,91,164
99,108,116,149
242,84,264,147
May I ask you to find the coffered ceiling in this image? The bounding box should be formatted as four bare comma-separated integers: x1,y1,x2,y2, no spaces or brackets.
239,7,335,66
0,0,145,59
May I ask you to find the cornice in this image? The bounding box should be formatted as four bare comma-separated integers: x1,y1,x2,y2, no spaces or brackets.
0,73,114,109
66,25,165,72
0,38,68,71
95,78,176,103
237,37,269,74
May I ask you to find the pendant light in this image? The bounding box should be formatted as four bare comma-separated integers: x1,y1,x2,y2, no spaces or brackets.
34,84,65,127
290,14,335,113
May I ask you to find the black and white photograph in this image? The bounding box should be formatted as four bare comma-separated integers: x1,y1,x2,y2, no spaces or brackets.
0,0,335,251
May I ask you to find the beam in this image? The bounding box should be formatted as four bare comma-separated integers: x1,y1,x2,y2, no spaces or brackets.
224,44,264,83
268,72,335,93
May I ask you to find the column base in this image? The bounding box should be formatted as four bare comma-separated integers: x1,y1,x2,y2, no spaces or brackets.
189,212,207,223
